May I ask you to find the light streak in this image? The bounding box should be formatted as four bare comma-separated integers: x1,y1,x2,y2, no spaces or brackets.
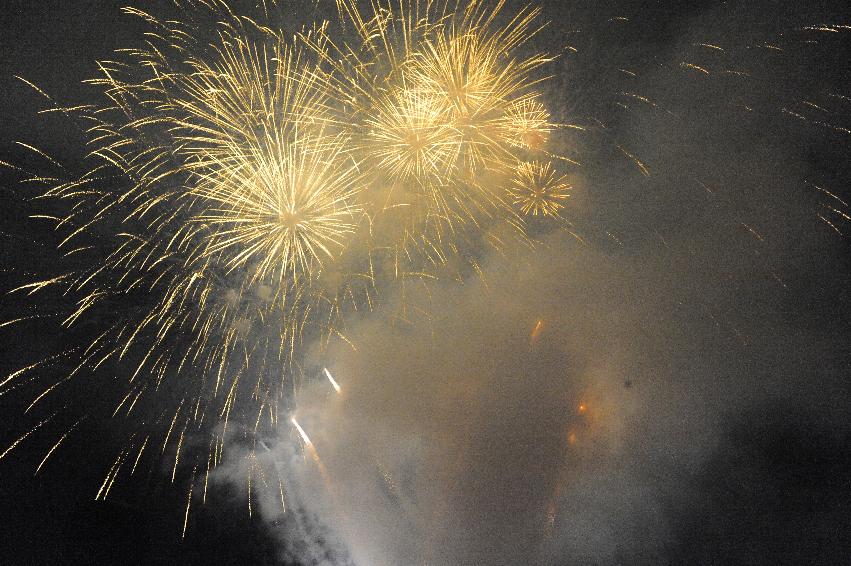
291,417,312,446
324,367,342,394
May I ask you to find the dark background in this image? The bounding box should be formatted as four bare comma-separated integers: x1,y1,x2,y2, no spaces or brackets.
1,1,850,565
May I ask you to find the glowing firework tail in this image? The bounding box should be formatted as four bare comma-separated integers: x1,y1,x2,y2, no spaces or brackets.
324,368,342,394
291,417,312,446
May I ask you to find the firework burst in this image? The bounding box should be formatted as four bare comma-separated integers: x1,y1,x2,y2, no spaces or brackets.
509,161,571,218
307,0,566,276
0,0,571,530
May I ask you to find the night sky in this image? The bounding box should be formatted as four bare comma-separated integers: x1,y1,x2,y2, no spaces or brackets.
1,1,850,565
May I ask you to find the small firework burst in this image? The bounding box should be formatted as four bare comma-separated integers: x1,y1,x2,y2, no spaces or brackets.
509,161,571,218
505,97,553,152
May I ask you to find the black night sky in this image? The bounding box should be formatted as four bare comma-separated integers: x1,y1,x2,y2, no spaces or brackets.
1,1,850,565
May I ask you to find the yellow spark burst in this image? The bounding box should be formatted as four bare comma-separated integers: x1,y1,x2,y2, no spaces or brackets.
508,161,571,217
192,132,363,288
362,84,457,184
505,97,553,151
310,0,560,273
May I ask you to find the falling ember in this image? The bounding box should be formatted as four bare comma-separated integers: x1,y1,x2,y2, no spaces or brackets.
290,418,333,489
35,417,85,475
182,465,197,539
542,500,557,541
323,368,342,394
0,411,60,462
530,319,544,349
543,482,563,540
291,417,312,446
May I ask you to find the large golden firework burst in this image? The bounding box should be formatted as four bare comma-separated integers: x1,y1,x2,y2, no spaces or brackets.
309,0,565,277
1,0,571,523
